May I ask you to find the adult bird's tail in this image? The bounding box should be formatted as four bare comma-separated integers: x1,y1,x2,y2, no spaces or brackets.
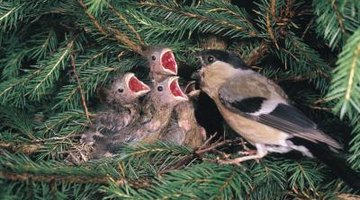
290,137,360,190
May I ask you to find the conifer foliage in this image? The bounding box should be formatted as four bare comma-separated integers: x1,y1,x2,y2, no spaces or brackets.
0,0,359,199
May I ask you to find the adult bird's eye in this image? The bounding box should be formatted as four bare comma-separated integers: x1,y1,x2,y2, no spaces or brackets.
157,86,163,92
207,56,215,63
118,88,124,93
151,55,156,61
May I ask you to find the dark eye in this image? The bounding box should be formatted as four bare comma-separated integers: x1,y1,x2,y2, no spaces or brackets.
118,88,124,93
207,56,215,63
151,55,156,61
157,86,163,91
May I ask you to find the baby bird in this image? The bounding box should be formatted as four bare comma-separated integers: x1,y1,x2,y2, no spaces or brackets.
142,46,206,148
161,99,207,149
142,46,178,82
67,73,150,163
91,76,188,158
81,73,151,145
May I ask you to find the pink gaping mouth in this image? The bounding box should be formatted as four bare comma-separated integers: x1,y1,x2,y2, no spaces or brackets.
161,50,177,75
170,78,186,98
128,76,150,93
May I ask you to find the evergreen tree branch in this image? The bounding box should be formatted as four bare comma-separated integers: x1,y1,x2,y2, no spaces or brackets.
266,0,280,49
326,28,360,119
0,141,42,155
139,1,259,38
1,0,359,198
245,42,270,66
313,0,360,48
70,54,91,123
107,27,143,55
26,37,76,101
78,0,108,35
107,3,145,45
0,171,121,185
36,110,87,139
0,106,35,138
348,117,360,170
78,0,143,54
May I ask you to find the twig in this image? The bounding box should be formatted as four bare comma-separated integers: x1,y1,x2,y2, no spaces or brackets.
107,27,143,55
246,42,269,66
301,18,314,39
0,171,122,185
159,139,239,173
195,139,235,155
266,0,279,49
0,141,42,155
308,105,332,111
107,3,145,45
139,2,257,37
275,74,315,82
331,1,346,34
78,0,108,35
70,54,91,123
0,171,152,188
78,0,143,55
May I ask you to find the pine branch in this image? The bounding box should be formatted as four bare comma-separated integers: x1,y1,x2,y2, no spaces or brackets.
1,48,29,79
52,62,128,110
0,171,120,185
107,27,143,55
29,29,58,60
70,54,91,123
107,3,145,45
78,0,143,55
326,28,360,119
266,0,280,49
0,77,28,107
0,106,35,139
313,0,360,49
78,0,108,35
274,33,331,91
1,0,360,198
36,109,87,139
26,37,75,101
139,0,259,39
348,117,360,170
0,1,25,31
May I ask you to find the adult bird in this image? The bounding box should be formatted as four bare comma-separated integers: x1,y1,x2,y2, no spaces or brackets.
193,49,360,190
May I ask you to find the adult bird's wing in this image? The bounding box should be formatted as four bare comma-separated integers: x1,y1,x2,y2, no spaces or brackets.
218,80,341,150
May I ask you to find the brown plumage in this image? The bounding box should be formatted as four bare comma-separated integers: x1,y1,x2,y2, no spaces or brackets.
142,46,178,82
194,49,342,162
160,101,206,149
195,49,360,190
142,46,206,149
174,101,206,148
67,73,150,163
81,73,150,145
90,76,188,158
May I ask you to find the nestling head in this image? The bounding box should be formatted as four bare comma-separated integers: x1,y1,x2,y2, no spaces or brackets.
106,72,150,105
150,76,188,107
142,46,178,75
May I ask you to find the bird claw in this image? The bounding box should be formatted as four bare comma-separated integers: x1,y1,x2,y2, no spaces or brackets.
237,149,257,156
216,157,242,166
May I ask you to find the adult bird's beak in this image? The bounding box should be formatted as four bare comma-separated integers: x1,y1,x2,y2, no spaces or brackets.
191,70,201,81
